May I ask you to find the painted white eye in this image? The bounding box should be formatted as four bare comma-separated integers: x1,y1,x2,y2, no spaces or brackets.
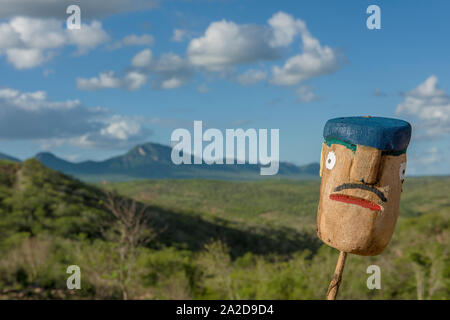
399,162,406,180
326,151,336,170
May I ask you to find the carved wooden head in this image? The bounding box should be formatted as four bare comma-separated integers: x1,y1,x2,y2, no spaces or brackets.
317,117,412,256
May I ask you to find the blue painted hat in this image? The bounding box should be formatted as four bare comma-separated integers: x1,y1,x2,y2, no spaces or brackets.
323,116,412,151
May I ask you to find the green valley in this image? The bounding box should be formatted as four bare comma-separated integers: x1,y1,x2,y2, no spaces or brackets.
0,159,448,299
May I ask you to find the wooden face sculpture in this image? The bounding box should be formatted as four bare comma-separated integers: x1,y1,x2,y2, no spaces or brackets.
317,117,412,256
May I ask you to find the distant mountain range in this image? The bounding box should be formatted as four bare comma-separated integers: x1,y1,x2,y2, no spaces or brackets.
0,152,20,162
1,142,319,182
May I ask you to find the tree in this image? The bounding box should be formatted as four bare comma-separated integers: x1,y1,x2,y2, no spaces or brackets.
103,191,155,299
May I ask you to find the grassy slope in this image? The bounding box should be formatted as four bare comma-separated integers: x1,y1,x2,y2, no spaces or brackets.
106,176,450,231
399,176,450,216
104,179,319,231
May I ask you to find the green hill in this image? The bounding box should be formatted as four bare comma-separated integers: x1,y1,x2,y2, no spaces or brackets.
0,159,448,300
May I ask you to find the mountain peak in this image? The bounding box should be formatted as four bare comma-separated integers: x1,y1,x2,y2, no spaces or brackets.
35,151,58,160
34,152,76,172
131,142,171,153
124,142,172,163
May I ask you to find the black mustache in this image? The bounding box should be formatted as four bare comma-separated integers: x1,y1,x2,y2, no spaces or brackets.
333,183,387,202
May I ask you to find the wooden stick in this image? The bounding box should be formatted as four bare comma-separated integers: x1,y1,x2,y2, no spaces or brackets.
326,251,347,300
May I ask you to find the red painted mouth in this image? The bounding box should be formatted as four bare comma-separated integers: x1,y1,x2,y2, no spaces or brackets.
329,194,382,211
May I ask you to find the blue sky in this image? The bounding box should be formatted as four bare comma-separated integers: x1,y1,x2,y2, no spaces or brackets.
0,0,449,175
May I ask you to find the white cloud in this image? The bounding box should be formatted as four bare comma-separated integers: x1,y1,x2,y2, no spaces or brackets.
268,11,305,47
187,19,277,71
8,17,66,49
153,53,189,74
0,0,158,19
271,25,340,85
396,75,450,138
0,17,63,68
76,71,121,91
124,71,147,90
236,69,267,85
131,49,153,67
0,23,21,48
122,34,154,46
80,46,193,91
66,21,109,54
161,78,184,89
110,34,154,50
0,87,151,149
0,88,79,111
72,115,151,149
81,49,193,91
0,17,109,68
132,50,193,89
172,29,188,42
76,70,147,91
186,11,339,81
295,85,319,102
100,116,142,140
152,53,193,89
0,87,97,139
5,48,47,69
